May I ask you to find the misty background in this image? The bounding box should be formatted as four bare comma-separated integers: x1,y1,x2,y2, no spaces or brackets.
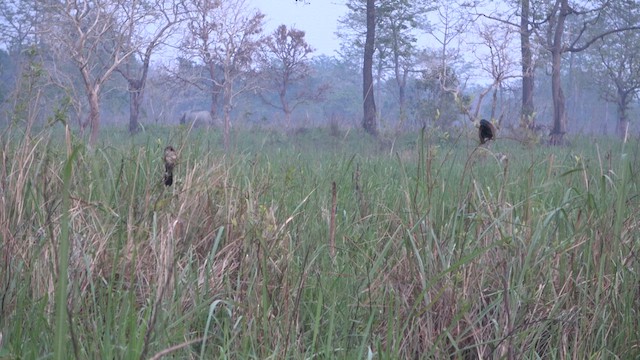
0,0,638,144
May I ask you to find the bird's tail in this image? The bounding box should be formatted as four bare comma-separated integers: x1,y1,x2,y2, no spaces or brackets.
164,165,174,186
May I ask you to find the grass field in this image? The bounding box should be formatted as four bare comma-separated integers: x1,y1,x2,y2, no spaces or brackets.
1,122,639,359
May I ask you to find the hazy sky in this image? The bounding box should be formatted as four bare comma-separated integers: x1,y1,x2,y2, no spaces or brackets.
247,0,347,56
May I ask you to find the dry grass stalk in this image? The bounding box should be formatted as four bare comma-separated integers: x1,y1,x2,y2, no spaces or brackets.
353,163,369,220
329,181,337,260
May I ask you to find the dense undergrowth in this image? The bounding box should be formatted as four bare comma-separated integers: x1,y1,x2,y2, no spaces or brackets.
1,122,639,359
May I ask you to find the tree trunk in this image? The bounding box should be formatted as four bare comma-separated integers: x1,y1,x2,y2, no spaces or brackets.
491,87,498,121
80,64,102,146
208,61,220,122
549,52,567,145
209,90,220,124
395,64,408,130
617,118,629,141
222,80,232,151
280,90,292,129
223,105,231,151
126,57,150,135
398,81,406,118
520,0,535,128
617,91,629,140
549,0,569,145
128,79,142,134
362,0,377,136
88,89,101,146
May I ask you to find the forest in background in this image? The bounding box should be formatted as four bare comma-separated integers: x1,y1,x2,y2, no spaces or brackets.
0,0,639,147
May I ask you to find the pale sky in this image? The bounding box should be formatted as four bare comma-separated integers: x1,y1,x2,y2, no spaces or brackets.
244,1,500,85
247,0,347,56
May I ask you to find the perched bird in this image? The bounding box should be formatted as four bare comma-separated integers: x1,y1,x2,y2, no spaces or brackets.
163,146,177,186
478,119,496,144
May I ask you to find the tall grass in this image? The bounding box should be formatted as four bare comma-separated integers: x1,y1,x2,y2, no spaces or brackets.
1,123,639,359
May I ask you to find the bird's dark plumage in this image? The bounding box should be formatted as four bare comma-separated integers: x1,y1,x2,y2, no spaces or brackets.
479,119,496,144
163,146,177,186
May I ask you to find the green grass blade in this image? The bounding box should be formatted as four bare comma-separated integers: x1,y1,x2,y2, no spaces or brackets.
53,145,81,360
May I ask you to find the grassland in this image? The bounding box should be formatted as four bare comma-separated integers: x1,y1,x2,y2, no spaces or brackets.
1,122,639,359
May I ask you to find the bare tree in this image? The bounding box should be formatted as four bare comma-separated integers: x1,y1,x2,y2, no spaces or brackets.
183,0,266,149
0,0,41,54
376,0,429,129
340,0,430,135
363,0,377,136
182,0,221,121
337,0,378,135
520,0,536,129
0,0,46,122
260,25,327,129
471,22,520,125
471,0,538,129
412,51,467,128
117,0,185,134
532,0,640,144
42,0,137,146
590,1,640,140
423,0,479,127
430,0,477,91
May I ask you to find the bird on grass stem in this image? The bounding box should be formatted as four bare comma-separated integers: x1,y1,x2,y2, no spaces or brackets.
163,146,177,186
478,119,496,144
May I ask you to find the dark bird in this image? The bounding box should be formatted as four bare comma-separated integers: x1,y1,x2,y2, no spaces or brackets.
163,146,177,186
478,119,496,144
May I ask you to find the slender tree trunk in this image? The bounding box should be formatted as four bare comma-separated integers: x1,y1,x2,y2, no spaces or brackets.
491,87,498,121
550,51,567,145
397,78,406,131
398,82,406,117
617,113,629,140
88,89,101,146
617,91,629,140
280,90,292,129
125,56,150,135
223,105,231,150
395,61,407,129
520,0,535,128
80,65,102,146
222,79,232,151
362,0,377,136
210,92,218,125
549,0,569,145
128,80,142,134
375,61,383,121
208,61,220,122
